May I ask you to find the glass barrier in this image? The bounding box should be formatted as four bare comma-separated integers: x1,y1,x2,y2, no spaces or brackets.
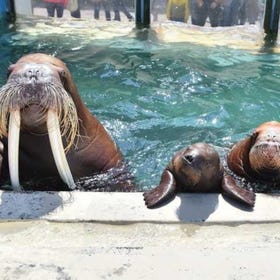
29,0,264,29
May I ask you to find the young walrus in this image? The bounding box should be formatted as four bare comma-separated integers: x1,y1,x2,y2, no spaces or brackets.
143,142,255,208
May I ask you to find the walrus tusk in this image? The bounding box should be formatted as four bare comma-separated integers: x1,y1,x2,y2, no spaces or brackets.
47,109,76,190
8,110,21,191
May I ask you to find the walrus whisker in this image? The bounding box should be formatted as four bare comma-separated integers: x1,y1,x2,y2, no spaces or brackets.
0,81,79,152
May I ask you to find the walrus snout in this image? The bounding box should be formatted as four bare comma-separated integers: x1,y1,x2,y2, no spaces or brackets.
249,124,280,173
249,142,280,173
8,62,65,87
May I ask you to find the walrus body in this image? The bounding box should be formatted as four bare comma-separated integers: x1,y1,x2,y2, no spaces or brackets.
0,53,133,191
227,121,280,184
143,143,255,208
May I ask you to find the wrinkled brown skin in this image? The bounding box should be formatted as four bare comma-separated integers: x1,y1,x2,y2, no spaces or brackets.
143,143,255,209
0,53,133,191
227,121,280,183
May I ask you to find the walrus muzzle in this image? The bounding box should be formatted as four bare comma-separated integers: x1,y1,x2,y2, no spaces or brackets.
0,72,79,191
249,142,280,176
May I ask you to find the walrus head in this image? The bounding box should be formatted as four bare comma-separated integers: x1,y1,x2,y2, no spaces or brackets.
249,121,280,177
0,53,79,190
172,142,223,192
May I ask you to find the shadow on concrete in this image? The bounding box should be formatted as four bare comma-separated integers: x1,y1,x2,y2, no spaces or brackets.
176,193,219,222
0,191,65,219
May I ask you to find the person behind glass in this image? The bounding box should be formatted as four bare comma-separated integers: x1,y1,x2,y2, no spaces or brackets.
166,0,190,23
111,0,133,21
220,0,239,26
92,0,111,21
44,0,68,18
69,0,81,18
238,0,259,25
191,0,223,27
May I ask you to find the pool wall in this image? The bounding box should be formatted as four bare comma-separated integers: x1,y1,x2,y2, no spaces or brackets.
0,191,279,223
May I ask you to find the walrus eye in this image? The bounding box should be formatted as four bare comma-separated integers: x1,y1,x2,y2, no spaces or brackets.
183,155,194,164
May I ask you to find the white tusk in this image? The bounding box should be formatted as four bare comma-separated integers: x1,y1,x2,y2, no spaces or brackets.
47,109,76,190
8,110,21,191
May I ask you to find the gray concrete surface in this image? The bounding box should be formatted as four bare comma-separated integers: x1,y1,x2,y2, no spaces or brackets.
0,191,279,223
0,191,279,279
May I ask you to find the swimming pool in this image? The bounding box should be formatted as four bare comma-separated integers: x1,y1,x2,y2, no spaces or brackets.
1,17,280,191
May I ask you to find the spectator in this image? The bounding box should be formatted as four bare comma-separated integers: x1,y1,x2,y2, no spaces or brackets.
112,0,133,21
152,0,159,21
220,0,240,26
166,0,190,23
191,0,223,27
244,0,259,24
44,0,68,18
92,0,111,21
67,0,81,18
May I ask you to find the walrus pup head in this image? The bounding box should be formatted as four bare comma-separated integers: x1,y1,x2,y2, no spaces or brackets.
0,53,128,192
228,121,280,182
172,143,223,193
144,142,255,209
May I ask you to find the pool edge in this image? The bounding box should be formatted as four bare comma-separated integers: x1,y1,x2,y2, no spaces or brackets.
0,191,279,223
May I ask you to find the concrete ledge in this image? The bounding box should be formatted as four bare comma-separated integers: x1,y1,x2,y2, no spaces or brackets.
0,191,279,223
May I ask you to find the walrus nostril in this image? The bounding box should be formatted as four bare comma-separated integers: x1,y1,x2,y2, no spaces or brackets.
26,69,39,80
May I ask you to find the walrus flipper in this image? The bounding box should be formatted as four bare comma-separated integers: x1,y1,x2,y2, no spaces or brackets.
221,173,255,207
143,169,176,208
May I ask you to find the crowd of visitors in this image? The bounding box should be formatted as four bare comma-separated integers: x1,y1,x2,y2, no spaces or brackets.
43,0,133,21
165,0,261,27
42,0,261,27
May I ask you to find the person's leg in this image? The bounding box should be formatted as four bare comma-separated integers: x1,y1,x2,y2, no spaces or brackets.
118,0,133,20
93,1,101,19
111,0,121,21
220,0,233,26
71,0,81,18
191,0,208,26
71,9,81,18
56,4,64,18
102,0,111,20
230,0,240,25
46,2,55,17
209,1,222,27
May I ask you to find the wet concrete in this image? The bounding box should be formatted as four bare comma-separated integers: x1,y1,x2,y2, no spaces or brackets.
0,221,279,279
0,191,279,279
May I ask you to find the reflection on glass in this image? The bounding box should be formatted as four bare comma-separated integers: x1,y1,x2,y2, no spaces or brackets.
32,0,134,21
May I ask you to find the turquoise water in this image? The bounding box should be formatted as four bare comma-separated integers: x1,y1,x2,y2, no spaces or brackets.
1,19,280,190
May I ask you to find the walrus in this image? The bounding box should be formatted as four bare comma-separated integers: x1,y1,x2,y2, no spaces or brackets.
143,142,255,208
0,53,134,191
227,121,280,184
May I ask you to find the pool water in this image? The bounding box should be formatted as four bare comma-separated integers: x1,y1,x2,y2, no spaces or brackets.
1,17,280,191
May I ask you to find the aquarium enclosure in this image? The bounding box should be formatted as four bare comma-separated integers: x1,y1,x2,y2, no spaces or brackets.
0,1,274,36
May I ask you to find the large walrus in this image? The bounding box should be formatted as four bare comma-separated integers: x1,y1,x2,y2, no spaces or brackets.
143,142,255,208
0,53,134,191
227,121,280,184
